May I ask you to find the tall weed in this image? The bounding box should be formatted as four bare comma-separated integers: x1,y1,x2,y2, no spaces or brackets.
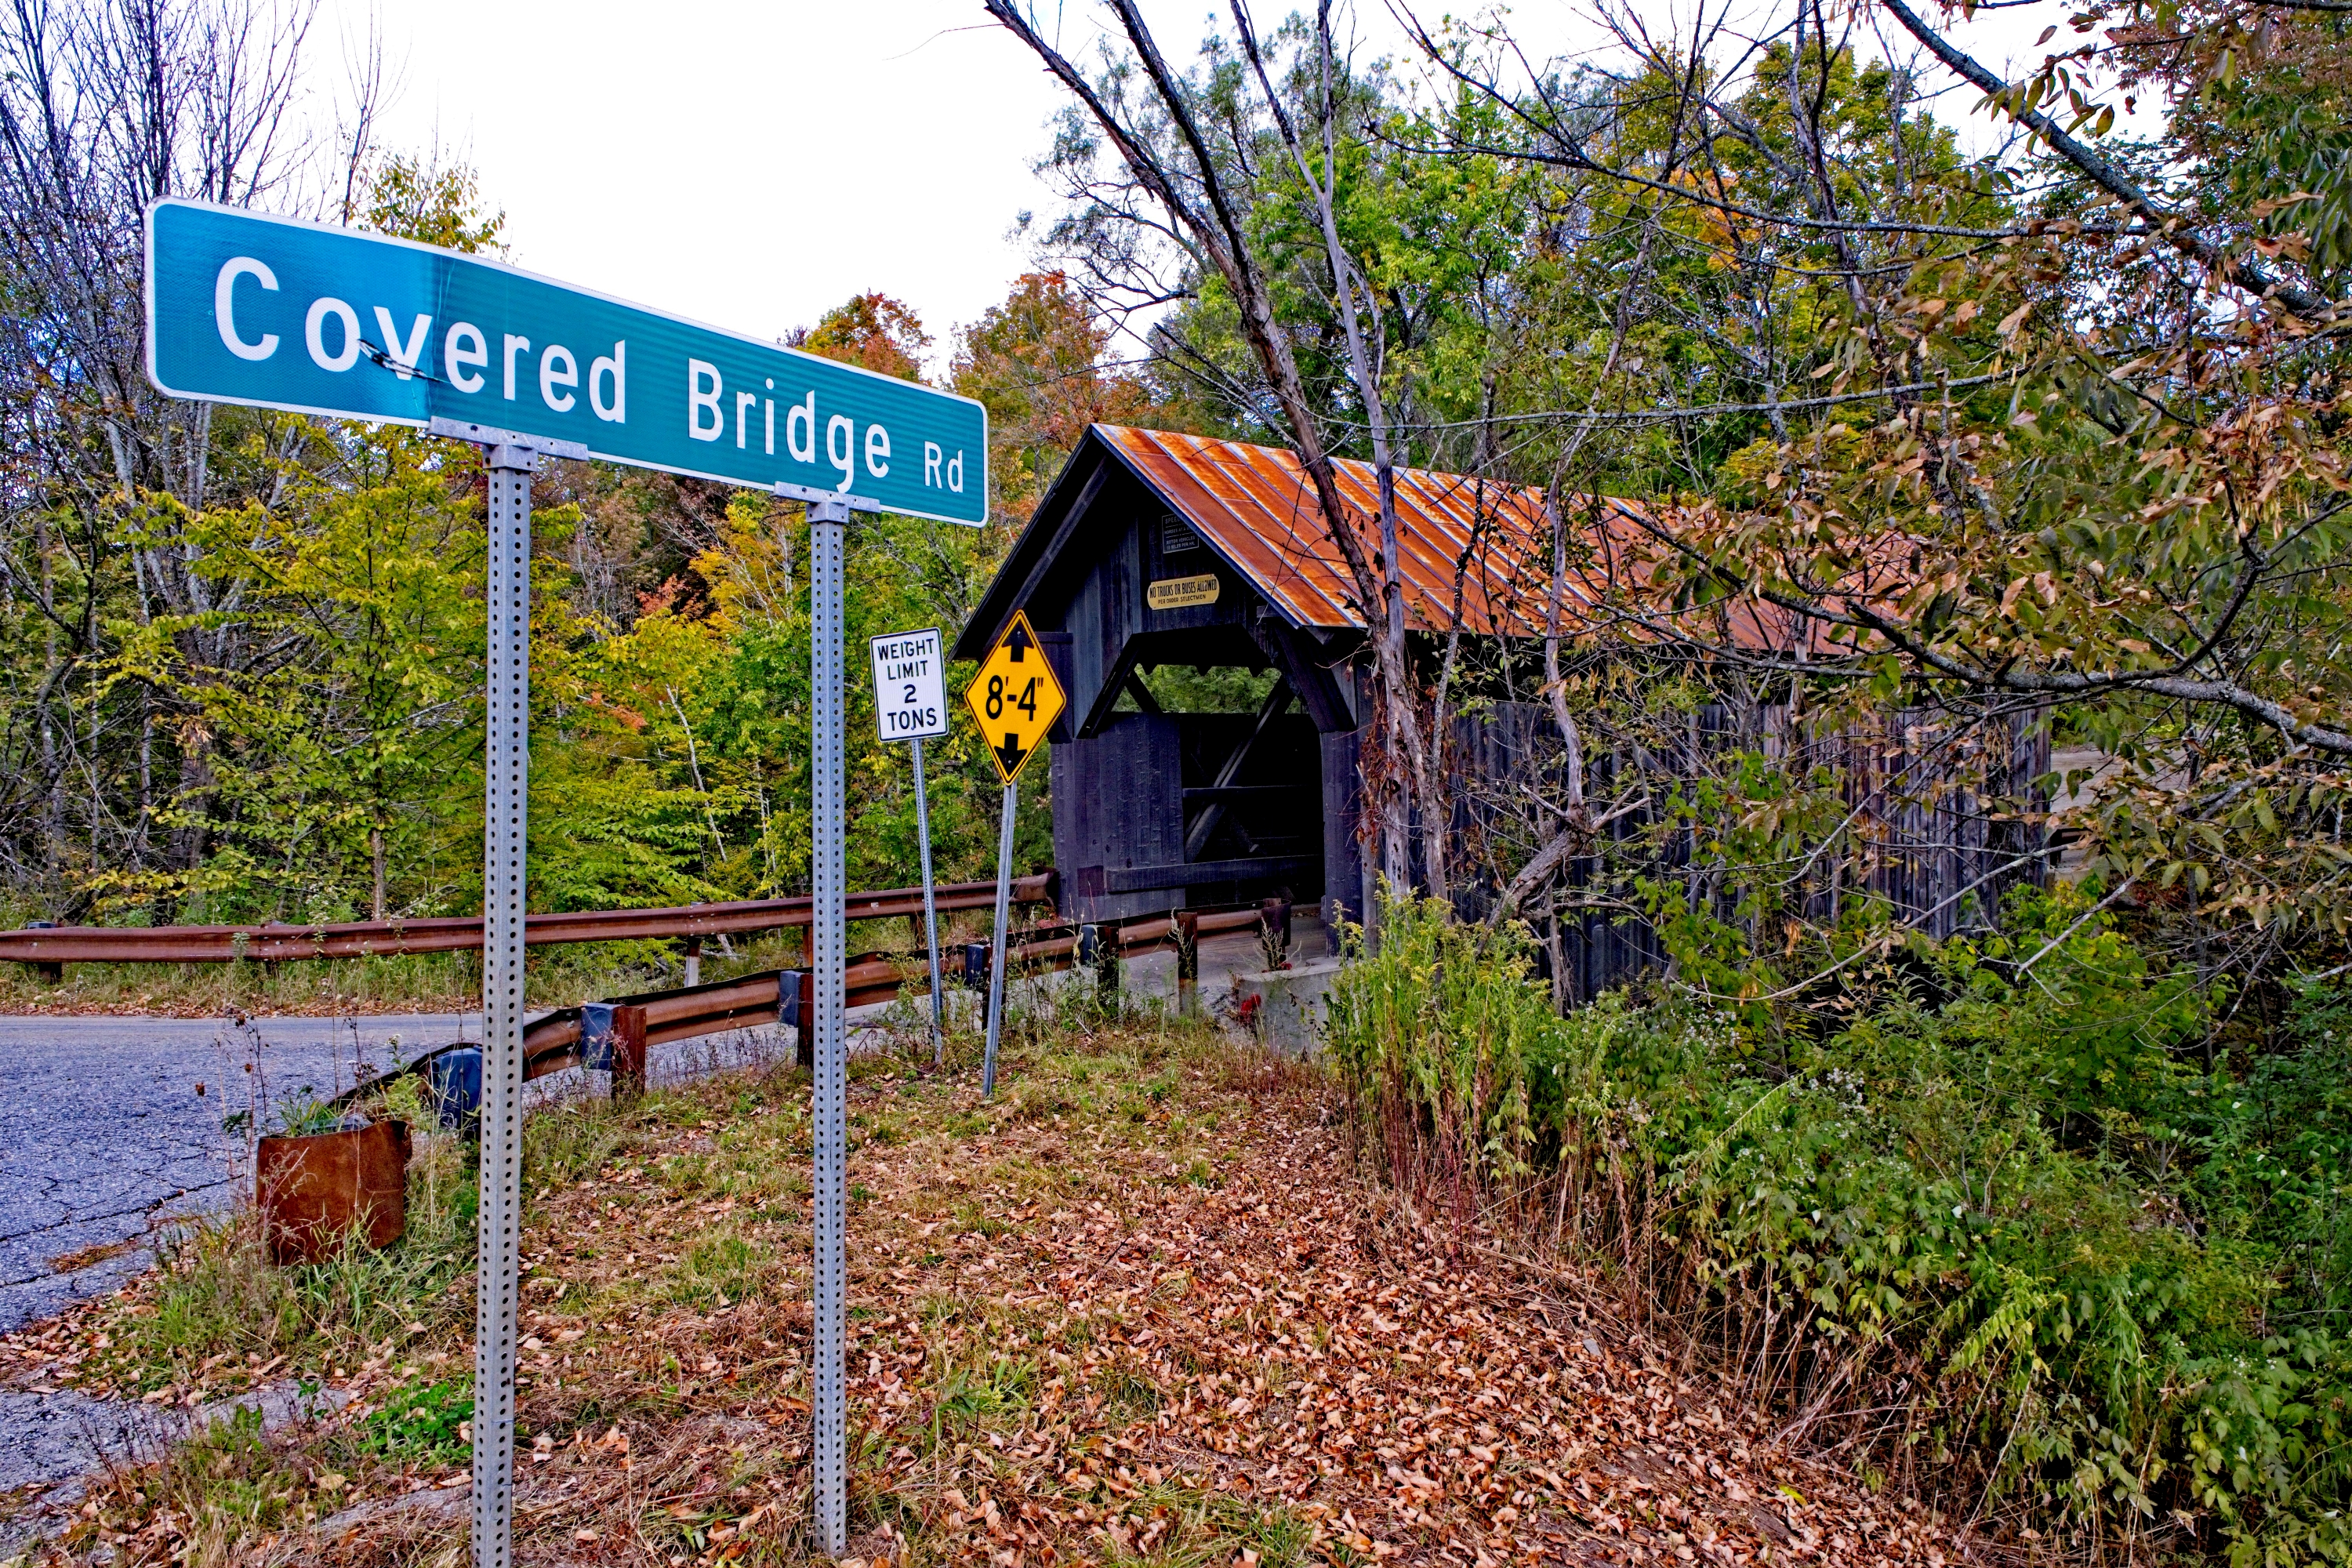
1326,891,2352,1563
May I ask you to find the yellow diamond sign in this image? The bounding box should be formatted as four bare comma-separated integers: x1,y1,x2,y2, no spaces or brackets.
964,609,1065,784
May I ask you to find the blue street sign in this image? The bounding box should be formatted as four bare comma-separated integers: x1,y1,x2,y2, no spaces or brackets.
145,198,987,525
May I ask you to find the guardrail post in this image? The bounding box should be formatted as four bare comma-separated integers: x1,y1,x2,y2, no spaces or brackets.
22,920,59,985
683,935,702,989
429,1047,485,1134
782,970,812,1071
611,1004,648,1102
579,1003,615,1073
1079,924,1119,1008
1260,897,1291,959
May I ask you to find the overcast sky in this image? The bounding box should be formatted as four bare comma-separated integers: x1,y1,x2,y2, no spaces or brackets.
324,2,2100,375
320,2,1073,365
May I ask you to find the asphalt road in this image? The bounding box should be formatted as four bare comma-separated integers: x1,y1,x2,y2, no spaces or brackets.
0,1007,818,1526
0,1009,820,1338
0,1012,476,1334
0,931,1312,1341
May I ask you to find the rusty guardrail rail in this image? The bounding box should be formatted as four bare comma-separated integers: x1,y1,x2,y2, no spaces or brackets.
0,874,1057,968
345,898,1294,1116
522,904,1279,1082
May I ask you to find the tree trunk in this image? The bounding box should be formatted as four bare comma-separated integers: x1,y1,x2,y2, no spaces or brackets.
372,826,387,920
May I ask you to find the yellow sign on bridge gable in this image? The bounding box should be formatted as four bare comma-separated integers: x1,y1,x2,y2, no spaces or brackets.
963,609,1065,784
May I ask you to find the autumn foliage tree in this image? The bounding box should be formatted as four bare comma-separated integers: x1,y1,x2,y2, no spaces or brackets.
953,270,1167,523
793,292,932,381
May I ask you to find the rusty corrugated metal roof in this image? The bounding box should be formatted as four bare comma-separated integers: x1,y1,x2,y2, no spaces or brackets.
1093,425,1646,636
953,423,1815,663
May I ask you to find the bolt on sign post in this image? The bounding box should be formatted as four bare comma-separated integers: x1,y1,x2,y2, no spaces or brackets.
144,198,985,1565
960,609,1065,1098
869,628,951,1063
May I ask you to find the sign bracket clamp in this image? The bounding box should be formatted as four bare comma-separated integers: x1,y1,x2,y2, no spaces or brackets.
427,416,590,469
775,478,882,514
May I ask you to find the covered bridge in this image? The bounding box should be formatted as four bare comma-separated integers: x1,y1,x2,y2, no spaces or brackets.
953,424,1628,930
953,424,2045,992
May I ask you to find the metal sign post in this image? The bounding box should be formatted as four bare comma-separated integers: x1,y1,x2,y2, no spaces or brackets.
473,439,529,1568
912,739,945,1062
984,781,1017,1097
868,628,949,1064
960,611,1065,1098
808,495,851,1559
436,421,586,1568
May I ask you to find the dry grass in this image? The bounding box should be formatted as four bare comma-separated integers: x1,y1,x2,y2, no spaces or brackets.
4,1003,1965,1567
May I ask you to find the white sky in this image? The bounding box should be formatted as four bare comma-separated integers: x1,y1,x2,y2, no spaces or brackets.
325,0,2129,375
326,2,1078,369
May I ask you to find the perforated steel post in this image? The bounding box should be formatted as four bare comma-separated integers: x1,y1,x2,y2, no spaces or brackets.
808,495,851,1558
982,780,1016,1098
472,443,533,1568
910,737,945,1064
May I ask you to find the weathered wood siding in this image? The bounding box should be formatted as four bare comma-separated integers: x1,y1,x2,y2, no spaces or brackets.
1359,698,2051,999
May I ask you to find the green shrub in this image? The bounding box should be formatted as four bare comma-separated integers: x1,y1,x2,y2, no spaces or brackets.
365,1377,474,1466
271,1093,347,1138
1326,889,2352,1563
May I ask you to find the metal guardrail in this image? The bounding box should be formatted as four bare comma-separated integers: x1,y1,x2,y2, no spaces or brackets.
522,905,1277,1079
0,875,1057,967
347,898,1293,1118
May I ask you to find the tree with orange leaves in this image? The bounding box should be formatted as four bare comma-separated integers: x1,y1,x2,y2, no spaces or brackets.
953,271,1171,524
794,292,932,382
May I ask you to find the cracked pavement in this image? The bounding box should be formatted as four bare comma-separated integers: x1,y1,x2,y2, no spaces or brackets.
0,1010,806,1526
0,1012,476,1334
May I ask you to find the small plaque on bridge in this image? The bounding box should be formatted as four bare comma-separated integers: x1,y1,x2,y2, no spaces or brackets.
1147,572,1220,610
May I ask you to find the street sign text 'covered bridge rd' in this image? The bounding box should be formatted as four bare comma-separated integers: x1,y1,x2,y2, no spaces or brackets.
147,199,985,524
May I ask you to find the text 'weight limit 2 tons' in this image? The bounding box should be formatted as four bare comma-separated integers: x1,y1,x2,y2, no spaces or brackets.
869,627,949,742
964,610,1065,784
869,626,949,1067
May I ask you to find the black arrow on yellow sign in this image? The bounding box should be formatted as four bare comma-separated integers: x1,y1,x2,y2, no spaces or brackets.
964,608,1064,786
